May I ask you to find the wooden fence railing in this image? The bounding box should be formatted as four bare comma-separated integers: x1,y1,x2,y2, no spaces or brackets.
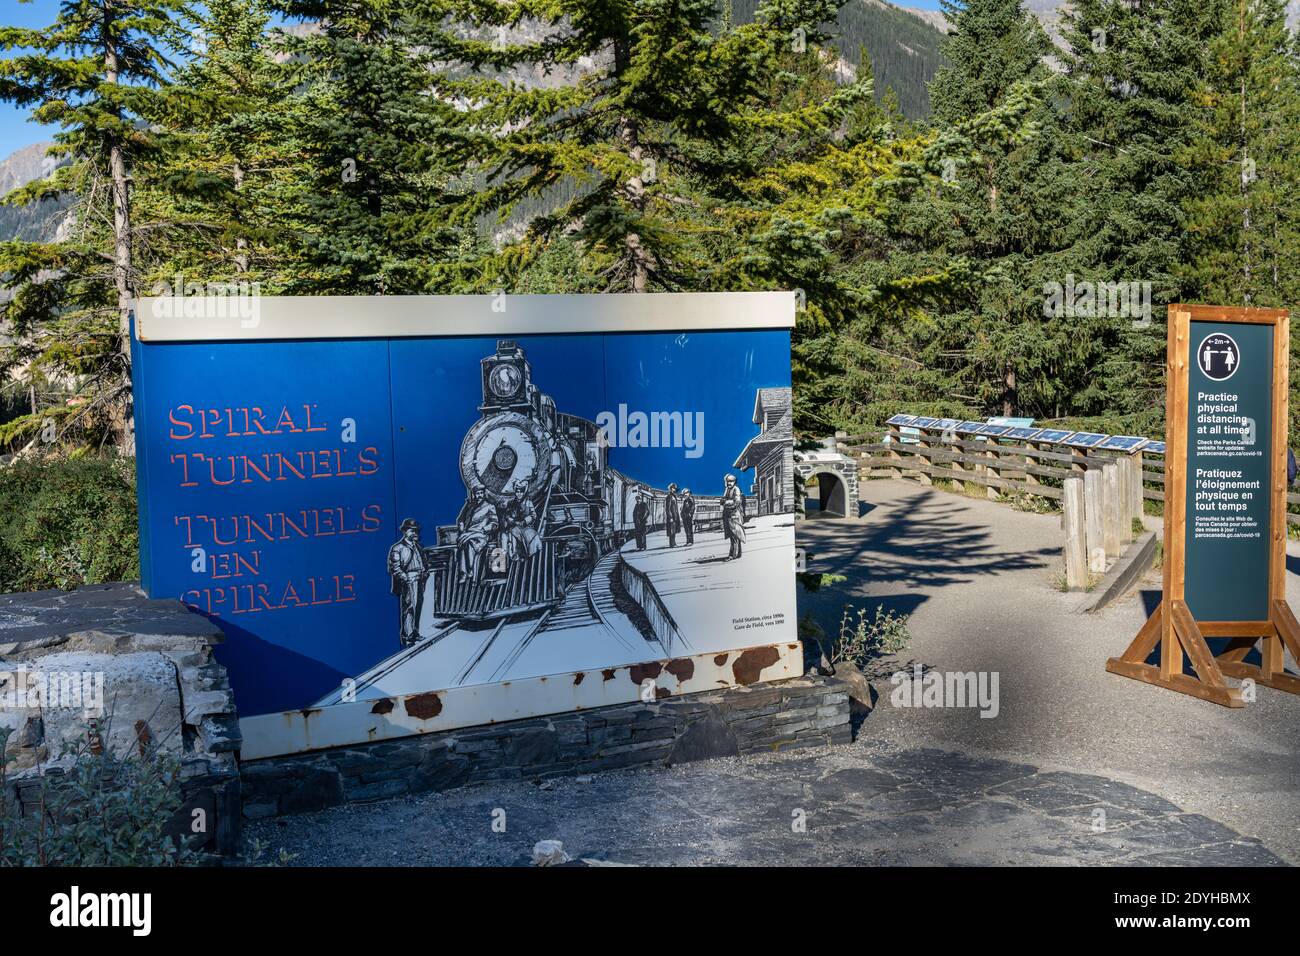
837,425,1300,527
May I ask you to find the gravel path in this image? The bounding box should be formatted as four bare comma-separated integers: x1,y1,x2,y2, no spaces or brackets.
798,479,1300,864
246,740,1282,866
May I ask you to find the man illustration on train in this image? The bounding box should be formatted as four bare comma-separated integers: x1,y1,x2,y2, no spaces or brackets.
502,478,544,559
454,487,499,583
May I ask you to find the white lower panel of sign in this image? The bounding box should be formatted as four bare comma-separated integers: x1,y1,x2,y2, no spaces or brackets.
238,640,804,760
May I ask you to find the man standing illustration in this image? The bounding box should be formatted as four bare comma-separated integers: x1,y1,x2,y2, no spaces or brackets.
632,492,649,551
680,488,696,546
665,483,681,548
721,474,746,560
389,519,429,647
503,480,543,559
455,487,498,582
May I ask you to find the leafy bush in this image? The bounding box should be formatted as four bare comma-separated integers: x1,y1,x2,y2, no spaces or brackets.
0,456,139,591
831,605,912,668
0,722,195,867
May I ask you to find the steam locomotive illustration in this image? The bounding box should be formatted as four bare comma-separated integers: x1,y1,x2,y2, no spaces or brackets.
415,340,732,626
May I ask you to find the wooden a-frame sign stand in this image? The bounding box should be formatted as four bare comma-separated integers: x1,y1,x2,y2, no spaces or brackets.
1107,304,1300,706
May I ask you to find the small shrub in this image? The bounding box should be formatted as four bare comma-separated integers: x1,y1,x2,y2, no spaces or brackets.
0,721,196,867
0,456,138,591
831,605,912,668
1008,492,1059,515
1054,569,1103,592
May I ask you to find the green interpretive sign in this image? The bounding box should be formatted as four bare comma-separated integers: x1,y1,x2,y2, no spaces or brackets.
1182,320,1274,622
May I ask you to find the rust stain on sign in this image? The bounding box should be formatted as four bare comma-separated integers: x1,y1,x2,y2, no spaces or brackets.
733,646,781,685
601,668,617,682
370,698,395,715
573,671,585,686
714,653,729,666
629,661,663,685
404,691,443,720
664,658,695,682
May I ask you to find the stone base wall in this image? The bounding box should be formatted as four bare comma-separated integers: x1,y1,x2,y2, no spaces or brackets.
242,675,852,819
0,584,241,857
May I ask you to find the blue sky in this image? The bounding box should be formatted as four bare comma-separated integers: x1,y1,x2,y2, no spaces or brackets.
1,0,948,158
1,0,58,154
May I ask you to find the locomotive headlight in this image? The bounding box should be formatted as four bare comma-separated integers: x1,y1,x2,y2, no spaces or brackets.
489,363,522,399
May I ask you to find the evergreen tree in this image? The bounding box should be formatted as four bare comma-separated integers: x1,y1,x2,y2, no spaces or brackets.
894,0,1102,423
1182,0,1300,308
144,0,301,290
270,1,468,293
929,0,1047,125
411,0,857,294
1061,0,1228,434
0,0,190,450
1181,0,1300,452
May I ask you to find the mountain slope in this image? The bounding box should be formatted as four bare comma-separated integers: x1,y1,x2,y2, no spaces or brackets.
902,1,1298,48
732,0,950,118
0,142,70,243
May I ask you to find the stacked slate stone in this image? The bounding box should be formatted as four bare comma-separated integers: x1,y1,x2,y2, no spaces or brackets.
241,676,851,818
0,583,241,855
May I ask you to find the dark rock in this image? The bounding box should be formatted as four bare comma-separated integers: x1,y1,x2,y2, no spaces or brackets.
411,750,472,793
504,727,559,767
16,715,43,748
668,711,740,765
240,675,853,819
279,767,345,815
343,777,408,803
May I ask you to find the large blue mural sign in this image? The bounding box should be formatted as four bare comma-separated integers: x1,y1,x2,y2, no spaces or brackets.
132,294,800,757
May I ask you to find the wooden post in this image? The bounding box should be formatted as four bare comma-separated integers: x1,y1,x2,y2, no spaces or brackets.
1119,456,1135,544
1131,450,1144,526
1103,461,1121,558
887,427,902,480
1063,476,1087,589
915,428,933,485
949,434,968,494
1024,441,1039,488
985,441,1001,500
1118,455,1138,538
971,436,987,491
1084,467,1106,572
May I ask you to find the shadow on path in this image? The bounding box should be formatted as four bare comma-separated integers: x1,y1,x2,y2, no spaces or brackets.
800,488,1058,592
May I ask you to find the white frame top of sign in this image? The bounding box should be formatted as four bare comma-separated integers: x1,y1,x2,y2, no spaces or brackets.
133,291,798,342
